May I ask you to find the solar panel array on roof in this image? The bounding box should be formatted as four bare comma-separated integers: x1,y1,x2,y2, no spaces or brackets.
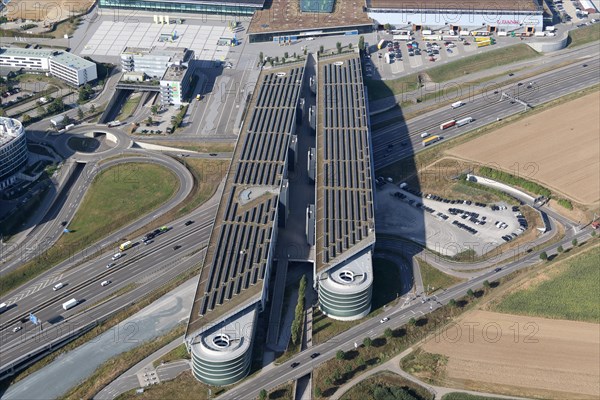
192,66,304,323
316,55,375,273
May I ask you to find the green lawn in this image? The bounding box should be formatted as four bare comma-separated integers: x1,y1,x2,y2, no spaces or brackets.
426,44,540,83
494,245,600,323
568,24,600,47
152,343,189,368
417,258,464,294
117,93,142,121
339,371,433,400
0,163,178,297
175,159,228,216
442,393,518,400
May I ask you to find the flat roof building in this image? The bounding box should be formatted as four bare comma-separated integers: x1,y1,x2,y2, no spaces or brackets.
0,48,97,86
99,0,265,16
366,0,544,32
121,47,194,105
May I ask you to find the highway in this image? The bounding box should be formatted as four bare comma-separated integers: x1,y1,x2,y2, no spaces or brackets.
371,56,600,170
0,199,218,375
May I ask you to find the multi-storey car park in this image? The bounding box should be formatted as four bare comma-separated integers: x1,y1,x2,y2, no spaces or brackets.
184,51,376,385
0,117,28,190
0,48,97,87
314,54,376,320
185,63,305,386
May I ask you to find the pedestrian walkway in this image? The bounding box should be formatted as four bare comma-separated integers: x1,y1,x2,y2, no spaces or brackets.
330,347,531,400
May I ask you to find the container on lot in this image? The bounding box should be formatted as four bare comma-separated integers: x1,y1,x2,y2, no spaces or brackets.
459,30,471,36
498,31,508,37
534,31,546,37
421,29,432,35
422,34,442,41
62,298,78,310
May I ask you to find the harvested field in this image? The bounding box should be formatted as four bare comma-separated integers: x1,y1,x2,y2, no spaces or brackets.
447,91,600,205
420,310,600,399
5,0,92,22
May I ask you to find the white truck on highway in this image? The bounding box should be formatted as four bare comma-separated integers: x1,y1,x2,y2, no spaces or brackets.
0,302,8,314
62,298,78,310
107,120,121,127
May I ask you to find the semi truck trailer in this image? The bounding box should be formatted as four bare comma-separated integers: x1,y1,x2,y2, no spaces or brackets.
62,298,78,310
440,120,457,130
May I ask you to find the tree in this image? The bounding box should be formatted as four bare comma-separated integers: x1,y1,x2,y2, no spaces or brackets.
467,288,475,298
384,23,392,31
62,115,72,126
358,35,365,51
21,114,31,123
336,42,342,53
89,104,96,114
36,104,45,117
47,97,65,114
572,238,578,247
319,45,324,54
348,42,353,50
146,116,153,126
592,230,597,237
77,107,84,120
539,251,548,261
448,299,457,308
259,51,264,63
363,337,372,348
78,84,93,103
151,104,159,115
336,350,345,360
284,51,289,59
258,389,267,400
314,387,322,398
384,327,393,338
408,317,417,326
557,245,564,253
483,280,491,289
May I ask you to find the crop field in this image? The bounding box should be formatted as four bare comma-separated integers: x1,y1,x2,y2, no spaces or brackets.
493,245,600,323
447,91,600,205
419,309,600,399
6,0,93,21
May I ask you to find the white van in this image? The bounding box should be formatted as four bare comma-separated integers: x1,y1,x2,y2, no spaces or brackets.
451,101,464,109
112,253,122,260
101,280,111,287
420,132,429,138
53,282,64,291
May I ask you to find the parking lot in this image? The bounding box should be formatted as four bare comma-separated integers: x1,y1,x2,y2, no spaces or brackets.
375,182,531,256
81,20,232,62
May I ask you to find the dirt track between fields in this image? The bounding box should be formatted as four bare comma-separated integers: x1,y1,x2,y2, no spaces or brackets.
421,310,600,399
447,91,600,205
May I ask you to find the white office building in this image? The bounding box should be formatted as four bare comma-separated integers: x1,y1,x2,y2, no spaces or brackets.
0,47,97,86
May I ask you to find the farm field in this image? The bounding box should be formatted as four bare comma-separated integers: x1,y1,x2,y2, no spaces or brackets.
419,310,600,399
5,0,93,21
493,245,600,323
447,91,600,205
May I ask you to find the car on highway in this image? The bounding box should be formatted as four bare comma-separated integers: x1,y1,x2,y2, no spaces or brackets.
310,352,320,359
173,245,181,250
61,221,67,226
185,220,194,226
583,64,588,67
12,326,22,333
106,262,116,269
112,253,122,260
494,268,502,272
101,280,111,287
380,317,389,323
291,362,300,368
209,153,218,157
53,282,64,291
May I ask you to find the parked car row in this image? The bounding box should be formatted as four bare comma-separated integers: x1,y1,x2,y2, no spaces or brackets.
452,220,478,235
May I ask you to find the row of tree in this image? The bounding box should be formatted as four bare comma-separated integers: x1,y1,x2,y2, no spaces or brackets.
291,275,307,346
